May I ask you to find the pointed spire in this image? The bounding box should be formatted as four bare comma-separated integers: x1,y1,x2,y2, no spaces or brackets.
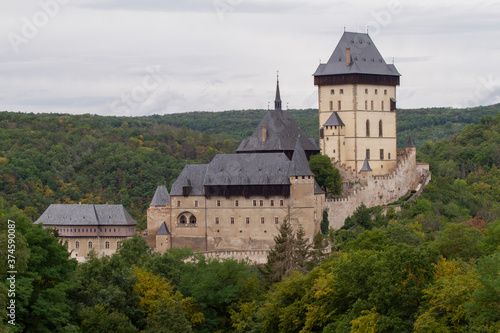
150,185,170,206
360,157,372,172
289,138,314,177
275,71,282,111
406,135,416,148
156,222,171,235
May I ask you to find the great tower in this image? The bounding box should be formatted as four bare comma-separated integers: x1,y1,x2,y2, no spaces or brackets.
314,31,400,175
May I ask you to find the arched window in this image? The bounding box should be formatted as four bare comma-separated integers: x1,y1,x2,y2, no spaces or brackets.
105,241,110,249
180,215,187,224
366,120,370,137
88,241,93,249
189,215,197,224
365,100,368,110
75,241,79,249
379,120,383,137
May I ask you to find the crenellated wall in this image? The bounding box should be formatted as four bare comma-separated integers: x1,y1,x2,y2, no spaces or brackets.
325,148,430,229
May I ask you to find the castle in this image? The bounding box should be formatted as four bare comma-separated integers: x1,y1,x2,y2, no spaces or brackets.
147,31,430,256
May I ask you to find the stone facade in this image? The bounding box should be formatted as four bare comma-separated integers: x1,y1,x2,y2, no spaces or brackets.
147,175,325,252
34,204,137,262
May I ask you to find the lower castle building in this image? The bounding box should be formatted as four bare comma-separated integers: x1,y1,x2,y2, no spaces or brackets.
35,204,137,262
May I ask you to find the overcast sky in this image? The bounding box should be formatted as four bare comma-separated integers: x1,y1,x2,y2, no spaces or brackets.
1,0,499,116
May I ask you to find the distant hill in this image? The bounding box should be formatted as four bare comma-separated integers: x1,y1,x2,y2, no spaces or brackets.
151,104,500,149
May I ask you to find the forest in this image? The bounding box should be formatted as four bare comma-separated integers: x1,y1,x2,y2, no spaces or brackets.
0,105,500,332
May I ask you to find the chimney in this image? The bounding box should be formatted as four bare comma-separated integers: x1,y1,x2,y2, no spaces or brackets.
346,48,351,66
262,125,267,141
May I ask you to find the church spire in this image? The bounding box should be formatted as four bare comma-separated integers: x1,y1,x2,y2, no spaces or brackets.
274,72,282,111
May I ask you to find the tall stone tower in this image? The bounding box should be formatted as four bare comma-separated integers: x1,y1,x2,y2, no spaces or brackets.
314,31,400,175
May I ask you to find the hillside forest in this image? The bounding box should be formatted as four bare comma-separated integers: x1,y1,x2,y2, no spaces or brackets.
0,104,500,332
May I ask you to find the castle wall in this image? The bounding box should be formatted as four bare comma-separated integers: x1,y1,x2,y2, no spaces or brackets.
325,148,427,229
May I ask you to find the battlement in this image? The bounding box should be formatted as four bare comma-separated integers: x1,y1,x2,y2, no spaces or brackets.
325,148,428,229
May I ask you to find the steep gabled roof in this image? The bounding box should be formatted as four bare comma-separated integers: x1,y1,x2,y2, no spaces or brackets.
170,164,208,196
289,139,314,177
34,204,138,226
236,109,319,153
360,157,373,172
323,112,345,127
204,153,291,186
406,135,416,148
156,222,171,235
313,31,400,77
150,185,170,206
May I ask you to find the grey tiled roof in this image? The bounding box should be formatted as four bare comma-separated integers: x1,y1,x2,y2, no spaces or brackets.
360,157,373,172
314,180,326,194
289,139,314,177
313,31,400,77
156,222,171,235
236,109,320,153
34,204,138,226
406,135,416,148
323,112,345,127
204,153,292,186
170,164,208,196
150,185,170,206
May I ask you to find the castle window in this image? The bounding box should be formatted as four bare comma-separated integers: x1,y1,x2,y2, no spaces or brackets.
388,153,391,159
75,241,79,249
180,215,187,224
194,200,198,207
235,200,239,207
231,217,235,224
329,101,333,111
375,89,378,94
384,89,387,95
105,241,110,249
340,89,344,94
253,200,257,206
366,120,370,137
280,200,284,207
88,241,93,249
379,120,383,137
275,217,279,224
190,216,197,224
216,200,221,207
366,149,371,160
338,101,341,111
320,127,324,139
371,101,374,110
381,101,384,111
365,88,368,94
260,200,264,207
365,100,368,110
261,217,265,224
270,200,274,207
333,149,336,153
215,217,219,224
117,241,121,249
177,201,181,207
330,89,335,95
380,149,384,160
246,217,250,224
